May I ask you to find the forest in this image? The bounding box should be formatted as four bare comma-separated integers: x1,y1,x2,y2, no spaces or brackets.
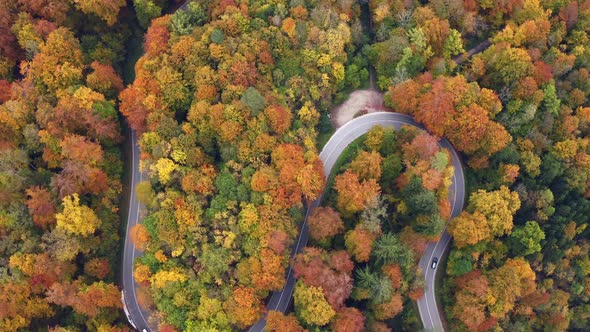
273,124,456,331
0,0,589,331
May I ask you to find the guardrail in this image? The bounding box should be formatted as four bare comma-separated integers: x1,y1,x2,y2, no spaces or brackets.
121,290,137,330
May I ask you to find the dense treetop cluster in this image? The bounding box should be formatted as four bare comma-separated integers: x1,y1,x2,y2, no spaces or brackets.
1,0,590,331
0,0,138,330
120,0,359,329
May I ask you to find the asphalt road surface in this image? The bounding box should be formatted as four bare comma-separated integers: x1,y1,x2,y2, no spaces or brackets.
121,130,152,331
248,112,465,331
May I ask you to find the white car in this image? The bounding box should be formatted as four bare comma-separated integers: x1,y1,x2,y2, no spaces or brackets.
431,257,438,269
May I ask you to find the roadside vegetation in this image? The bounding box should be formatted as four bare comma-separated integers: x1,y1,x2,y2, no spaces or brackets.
1,0,590,331
0,0,138,330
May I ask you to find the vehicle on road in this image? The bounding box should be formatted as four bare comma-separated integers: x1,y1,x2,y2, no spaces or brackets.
431,257,438,269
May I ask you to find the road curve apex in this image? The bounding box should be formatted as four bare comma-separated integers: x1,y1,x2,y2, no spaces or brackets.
247,111,465,332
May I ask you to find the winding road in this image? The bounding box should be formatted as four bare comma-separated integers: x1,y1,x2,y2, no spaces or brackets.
249,112,465,332
247,112,466,332
119,0,480,329
121,112,464,331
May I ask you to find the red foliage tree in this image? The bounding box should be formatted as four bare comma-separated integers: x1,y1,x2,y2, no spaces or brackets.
86,61,124,96
388,73,511,168
19,0,71,23
230,60,259,87
293,247,353,310
264,105,293,134
60,134,103,166
402,131,439,164
51,161,108,199
144,16,170,56
119,86,148,135
373,292,403,320
84,258,111,279
452,270,489,330
0,80,12,102
249,249,285,292
75,281,122,317
330,307,365,332
25,186,56,228
308,207,345,242
267,230,290,255
382,264,403,290
50,94,120,142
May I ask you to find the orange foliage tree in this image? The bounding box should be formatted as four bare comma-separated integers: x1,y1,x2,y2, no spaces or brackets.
345,225,376,263
330,307,365,332
387,73,510,168
25,186,56,229
224,286,263,329
334,170,381,217
266,311,307,332
130,224,150,251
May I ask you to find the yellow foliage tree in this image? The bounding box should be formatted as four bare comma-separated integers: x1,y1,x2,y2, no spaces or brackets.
150,269,187,289
9,253,36,276
364,125,384,151
238,203,258,234
298,102,320,126
349,150,383,180
152,158,177,184
55,194,101,237
297,161,325,201
448,211,491,248
487,258,536,318
468,185,520,237
73,0,126,26
72,86,105,109
294,281,336,326
134,264,151,284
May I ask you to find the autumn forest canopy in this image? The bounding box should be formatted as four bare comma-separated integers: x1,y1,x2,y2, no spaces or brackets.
1,0,590,331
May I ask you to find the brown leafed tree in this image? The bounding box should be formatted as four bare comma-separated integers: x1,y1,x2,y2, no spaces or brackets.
330,307,365,332
266,311,307,332
25,186,56,228
345,225,376,263
308,206,345,242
